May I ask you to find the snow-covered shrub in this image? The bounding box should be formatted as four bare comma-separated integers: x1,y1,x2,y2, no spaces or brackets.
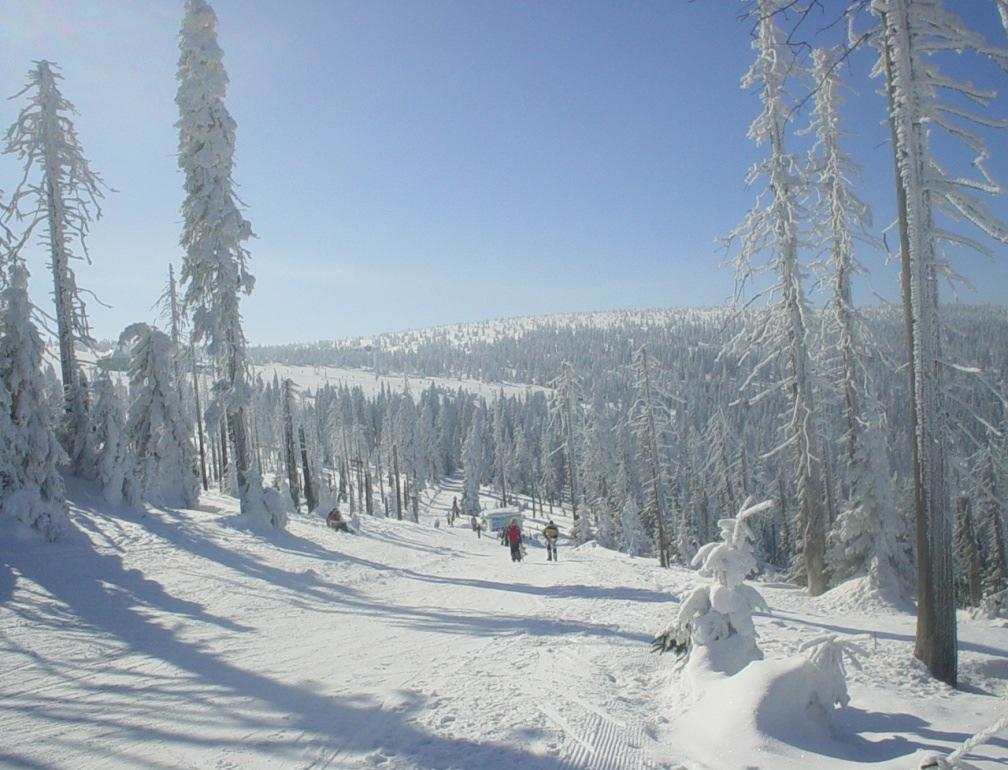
797,635,866,720
239,485,290,530
653,498,772,675
973,588,1008,621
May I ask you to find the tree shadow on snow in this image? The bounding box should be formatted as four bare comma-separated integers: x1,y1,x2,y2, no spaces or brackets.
400,570,676,605
0,529,582,768
831,707,1008,762
1,500,634,768
768,611,1008,660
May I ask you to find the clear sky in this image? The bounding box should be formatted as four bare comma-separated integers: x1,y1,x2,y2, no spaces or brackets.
2,1,1007,345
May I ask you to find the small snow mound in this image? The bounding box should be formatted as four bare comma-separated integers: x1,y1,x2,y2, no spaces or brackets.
816,575,913,616
671,655,860,769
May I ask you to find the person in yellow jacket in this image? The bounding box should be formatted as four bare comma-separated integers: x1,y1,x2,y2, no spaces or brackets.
543,520,559,561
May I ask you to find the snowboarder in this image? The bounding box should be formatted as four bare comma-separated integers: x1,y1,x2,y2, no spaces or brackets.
543,520,559,561
505,518,523,562
326,507,351,533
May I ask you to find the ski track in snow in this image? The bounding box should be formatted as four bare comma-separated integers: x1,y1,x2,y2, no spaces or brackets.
2,478,1007,769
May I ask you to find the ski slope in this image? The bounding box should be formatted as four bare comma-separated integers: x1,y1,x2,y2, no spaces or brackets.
1,479,1006,770
252,363,546,400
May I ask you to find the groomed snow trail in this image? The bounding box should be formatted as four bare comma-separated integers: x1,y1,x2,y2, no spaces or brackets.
4,479,1007,769
0,480,668,769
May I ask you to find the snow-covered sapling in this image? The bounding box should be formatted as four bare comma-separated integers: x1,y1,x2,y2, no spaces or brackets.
0,262,69,540
653,498,772,674
797,634,866,720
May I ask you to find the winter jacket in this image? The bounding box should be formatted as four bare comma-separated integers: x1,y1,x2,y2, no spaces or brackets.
543,524,559,540
506,524,522,545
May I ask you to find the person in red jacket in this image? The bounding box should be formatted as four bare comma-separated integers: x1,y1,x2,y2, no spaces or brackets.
505,519,523,562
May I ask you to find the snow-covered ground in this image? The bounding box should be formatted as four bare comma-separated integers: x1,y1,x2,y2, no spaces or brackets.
254,363,547,400
2,480,1006,770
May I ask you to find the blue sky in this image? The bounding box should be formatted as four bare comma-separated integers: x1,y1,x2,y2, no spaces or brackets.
2,1,1007,345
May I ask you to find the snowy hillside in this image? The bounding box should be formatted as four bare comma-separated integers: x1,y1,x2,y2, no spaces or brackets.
253,362,547,401
251,307,722,360
2,481,1005,770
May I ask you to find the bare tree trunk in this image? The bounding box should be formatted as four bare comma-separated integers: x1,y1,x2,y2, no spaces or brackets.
282,379,301,509
881,1,956,686
299,425,317,512
365,467,374,515
377,453,387,516
219,419,229,493
190,345,208,491
393,444,403,521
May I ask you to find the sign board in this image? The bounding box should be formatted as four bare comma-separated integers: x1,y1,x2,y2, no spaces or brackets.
483,507,522,532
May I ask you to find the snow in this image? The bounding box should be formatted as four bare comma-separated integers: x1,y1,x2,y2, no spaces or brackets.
2,479,1007,769
254,362,547,400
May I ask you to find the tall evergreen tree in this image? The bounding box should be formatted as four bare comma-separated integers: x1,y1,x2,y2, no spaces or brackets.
0,261,68,540
121,323,199,509
629,346,672,566
461,406,486,517
873,0,1008,686
281,378,301,509
4,60,106,473
92,370,138,507
728,0,828,594
549,362,584,521
176,0,276,525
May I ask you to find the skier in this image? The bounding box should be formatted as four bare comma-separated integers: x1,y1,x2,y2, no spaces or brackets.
326,507,350,533
451,496,460,525
543,520,559,561
505,518,523,562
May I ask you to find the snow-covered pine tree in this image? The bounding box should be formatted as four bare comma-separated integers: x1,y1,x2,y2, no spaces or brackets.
872,0,1008,686
703,409,739,525
629,345,673,566
461,405,485,518
726,0,828,595
121,323,199,509
620,496,647,557
92,370,138,507
281,378,301,510
176,0,275,525
155,263,186,401
548,362,583,521
954,494,983,608
808,45,905,591
965,444,1006,603
0,261,68,540
492,393,509,505
4,60,106,475
807,47,872,475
